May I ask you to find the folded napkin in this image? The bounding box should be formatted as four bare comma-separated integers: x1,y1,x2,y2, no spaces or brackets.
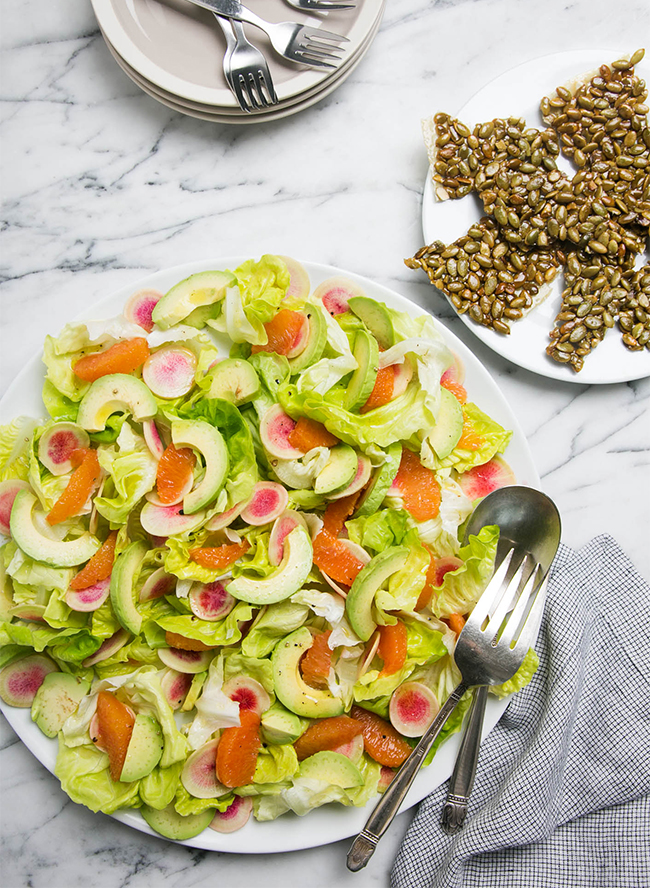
391,535,650,888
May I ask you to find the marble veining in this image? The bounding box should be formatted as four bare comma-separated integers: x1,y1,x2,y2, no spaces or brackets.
1,0,649,885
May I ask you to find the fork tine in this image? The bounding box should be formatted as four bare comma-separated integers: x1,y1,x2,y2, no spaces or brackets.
304,27,350,44
232,74,254,112
483,551,532,641
302,39,346,57
464,549,515,630
292,53,337,68
505,571,549,651
258,69,278,104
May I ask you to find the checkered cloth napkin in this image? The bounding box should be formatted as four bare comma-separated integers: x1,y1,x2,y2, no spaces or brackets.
391,535,650,888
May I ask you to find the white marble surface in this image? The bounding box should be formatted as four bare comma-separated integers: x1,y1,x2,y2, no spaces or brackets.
1,0,649,885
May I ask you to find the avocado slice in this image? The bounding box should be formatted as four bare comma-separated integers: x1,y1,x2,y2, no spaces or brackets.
171,419,229,514
345,546,410,641
288,304,327,374
76,374,157,432
31,672,91,738
261,702,306,745
346,328,379,411
206,358,260,406
110,539,148,634
10,490,100,567
428,387,464,458
271,626,344,718
140,803,214,840
348,296,395,350
355,441,402,517
313,444,358,496
226,526,312,605
120,714,164,782
298,751,364,788
151,270,236,330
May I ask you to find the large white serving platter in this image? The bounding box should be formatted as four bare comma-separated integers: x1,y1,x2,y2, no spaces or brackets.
421,49,650,384
0,258,540,853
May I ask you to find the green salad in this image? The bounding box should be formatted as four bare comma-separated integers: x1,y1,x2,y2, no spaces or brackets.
0,255,537,840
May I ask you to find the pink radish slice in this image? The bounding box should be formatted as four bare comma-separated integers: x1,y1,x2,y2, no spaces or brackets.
139,567,177,601
0,480,30,536
357,631,381,679
457,456,516,501
332,732,364,764
124,288,162,333
240,482,289,526
389,681,439,737
0,654,58,707
340,539,371,564
143,420,165,461
142,345,197,399
328,456,372,501
378,766,397,793
285,314,310,359
38,423,90,476
268,510,308,566
259,405,302,460
313,276,366,316
160,668,193,710
182,738,230,799
278,256,310,303
391,362,414,399
209,795,253,833
222,676,271,717
189,580,235,621
140,501,205,537
65,576,111,612
432,555,464,587
157,647,214,674
205,499,248,532
441,351,466,385
9,603,47,622
82,628,131,667
321,573,349,597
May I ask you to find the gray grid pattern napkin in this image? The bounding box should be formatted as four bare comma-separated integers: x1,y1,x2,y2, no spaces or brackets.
391,535,650,888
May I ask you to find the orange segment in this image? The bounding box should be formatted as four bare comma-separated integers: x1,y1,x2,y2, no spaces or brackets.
321,490,362,537
189,540,250,571
216,708,261,788
73,338,150,382
164,631,218,651
312,529,365,587
300,630,333,690
70,530,118,590
440,377,467,404
360,365,395,413
446,613,466,636
95,690,136,781
416,547,438,611
251,309,305,356
456,411,483,451
377,620,408,677
46,448,101,526
350,704,412,767
287,416,339,452
392,447,441,522
156,443,196,505
294,715,363,761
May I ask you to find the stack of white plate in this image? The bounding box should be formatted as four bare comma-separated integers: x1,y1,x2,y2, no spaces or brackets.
92,0,385,123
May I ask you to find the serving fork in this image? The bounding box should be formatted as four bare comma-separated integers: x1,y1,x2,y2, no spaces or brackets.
347,547,549,871
213,14,278,112
284,0,357,9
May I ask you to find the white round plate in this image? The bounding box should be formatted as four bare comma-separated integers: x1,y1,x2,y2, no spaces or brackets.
92,0,383,109
421,49,650,384
0,258,539,853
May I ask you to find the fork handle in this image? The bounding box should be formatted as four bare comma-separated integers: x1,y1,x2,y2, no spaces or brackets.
441,684,487,834
347,681,469,872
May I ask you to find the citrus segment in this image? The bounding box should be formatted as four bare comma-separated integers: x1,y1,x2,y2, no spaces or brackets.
46,448,101,526
350,704,412,767
440,377,467,404
360,365,395,413
156,443,196,505
95,690,136,781
69,530,118,590
164,631,218,652
216,708,261,788
287,416,339,452
189,540,250,571
377,620,408,677
73,338,150,382
312,529,365,587
456,412,483,451
446,613,466,636
416,547,438,611
251,309,305,356
321,490,362,537
392,447,441,522
300,630,333,690
293,715,363,761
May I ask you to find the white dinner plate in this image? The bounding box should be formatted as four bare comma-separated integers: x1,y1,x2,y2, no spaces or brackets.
421,49,650,384
0,258,539,853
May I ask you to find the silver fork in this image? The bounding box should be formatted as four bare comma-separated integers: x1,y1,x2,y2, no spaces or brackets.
213,14,278,112
347,549,547,871
284,0,356,10
185,0,349,68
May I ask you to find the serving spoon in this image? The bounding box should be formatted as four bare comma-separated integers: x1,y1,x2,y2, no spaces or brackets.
441,485,561,833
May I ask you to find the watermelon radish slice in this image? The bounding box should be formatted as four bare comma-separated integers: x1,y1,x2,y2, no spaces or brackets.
9,603,47,622
389,681,439,737
391,360,414,399
340,539,371,565
209,795,253,833
140,501,206,537
222,675,271,716
457,456,516,501
278,255,310,303
182,738,230,799
268,510,308,566
158,647,213,674
139,567,177,601
142,345,197,399
259,405,302,460
284,314,310,359
332,732,364,765
160,668,193,710
240,482,289,527
441,351,466,385
65,576,111,612
143,419,165,461
378,766,397,793
313,276,366,316
38,423,90,476
205,499,248,532
328,456,372,501
0,480,30,536
0,654,58,707
357,631,380,679
123,288,162,333
82,628,131,667
188,580,235,621
432,555,464,587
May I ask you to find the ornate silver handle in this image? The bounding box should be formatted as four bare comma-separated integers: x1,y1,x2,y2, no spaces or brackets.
346,682,468,872
441,684,487,833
